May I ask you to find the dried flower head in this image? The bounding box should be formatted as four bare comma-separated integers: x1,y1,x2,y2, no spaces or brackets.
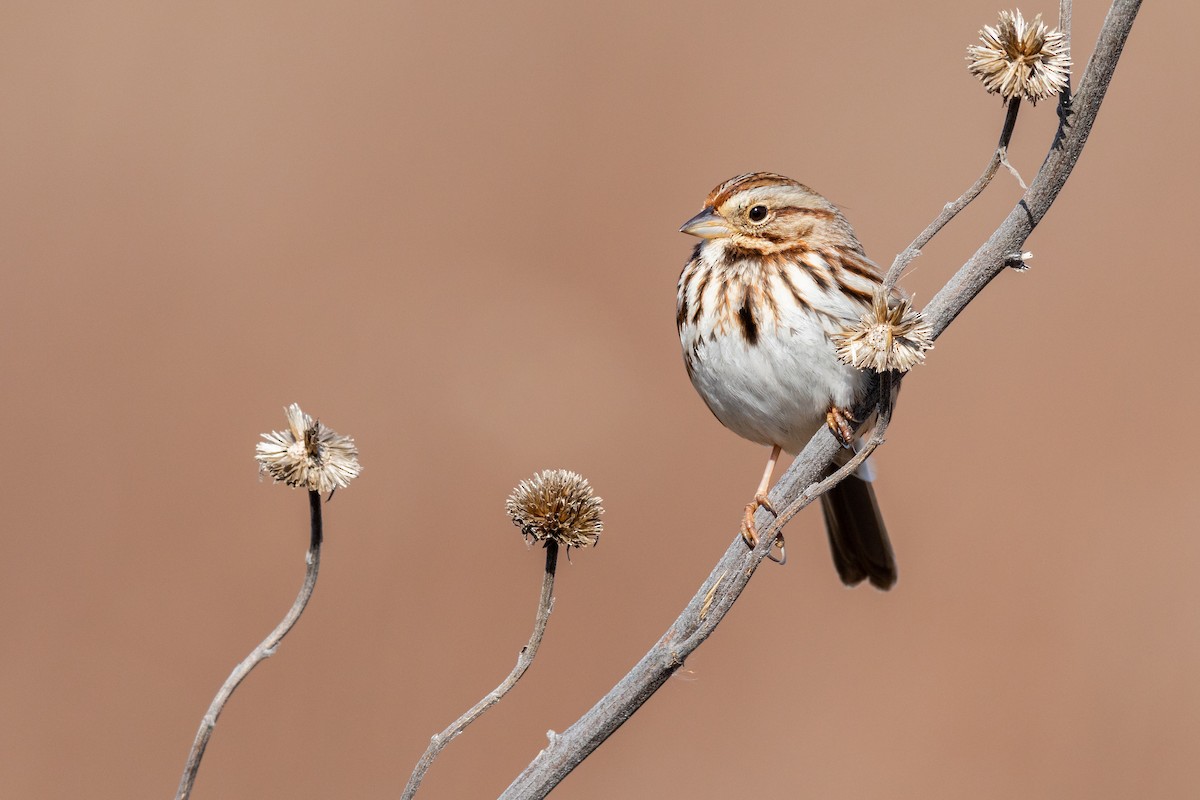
832,292,934,373
505,470,604,549
967,9,1070,103
256,403,361,493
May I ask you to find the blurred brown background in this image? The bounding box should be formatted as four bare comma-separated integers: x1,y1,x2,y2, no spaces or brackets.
2,2,1195,798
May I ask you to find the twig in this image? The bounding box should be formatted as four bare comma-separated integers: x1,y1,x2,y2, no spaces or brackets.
175,490,324,800
1061,0,1074,95
921,0,1137,339
1055,0,1075,144
499,2,1140,796
401,540,560,799
883,96,1021,293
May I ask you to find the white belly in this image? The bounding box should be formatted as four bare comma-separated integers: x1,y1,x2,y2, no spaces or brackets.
682,315,868,454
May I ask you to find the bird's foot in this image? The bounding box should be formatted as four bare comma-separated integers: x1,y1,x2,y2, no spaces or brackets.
826,406,857,447
741,492,778,548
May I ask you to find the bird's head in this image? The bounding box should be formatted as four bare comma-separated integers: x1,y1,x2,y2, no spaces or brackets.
680,172,861,256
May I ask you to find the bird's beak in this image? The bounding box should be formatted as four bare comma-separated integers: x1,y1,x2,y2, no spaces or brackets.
680,208,733,239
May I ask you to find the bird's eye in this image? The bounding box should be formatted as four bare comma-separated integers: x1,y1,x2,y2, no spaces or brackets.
748,205,769,223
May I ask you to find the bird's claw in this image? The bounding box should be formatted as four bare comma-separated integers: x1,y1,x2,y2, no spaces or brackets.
826,406,857,447
741,492,779,549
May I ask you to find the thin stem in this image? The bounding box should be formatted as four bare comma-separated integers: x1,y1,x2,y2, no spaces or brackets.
1054,0,1075,146
883,97,1022,293
174,490,324,800
401,540,560,800
1060,0,1073,92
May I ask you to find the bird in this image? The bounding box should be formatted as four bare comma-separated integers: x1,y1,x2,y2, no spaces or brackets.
676,172,897,589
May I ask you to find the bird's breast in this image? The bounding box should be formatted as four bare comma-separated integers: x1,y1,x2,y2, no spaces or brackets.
676,251,873,452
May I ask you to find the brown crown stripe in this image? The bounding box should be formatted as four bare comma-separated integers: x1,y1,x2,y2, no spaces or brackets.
706,172,802,207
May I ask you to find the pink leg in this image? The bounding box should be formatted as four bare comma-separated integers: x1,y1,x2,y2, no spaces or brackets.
741,444,781,547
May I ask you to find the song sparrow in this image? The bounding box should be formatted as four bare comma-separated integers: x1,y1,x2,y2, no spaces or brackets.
677,172,897,589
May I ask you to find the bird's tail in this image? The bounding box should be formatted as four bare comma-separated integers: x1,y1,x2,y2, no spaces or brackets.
819,465,896,590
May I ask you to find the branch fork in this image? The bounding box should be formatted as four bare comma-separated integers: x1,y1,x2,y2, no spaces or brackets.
501,2,1141,796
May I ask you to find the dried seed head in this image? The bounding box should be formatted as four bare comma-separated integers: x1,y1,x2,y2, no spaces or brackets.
505,470,604,549
967,9,1071,104
832,292,934,373
256,403,361,494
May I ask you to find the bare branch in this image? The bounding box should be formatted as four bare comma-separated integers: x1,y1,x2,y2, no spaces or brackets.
175,490,324,800
922,0,1139,339
883,97,1021,293
1055,0,1076,142
402,541,560,799
1061,0,1074,89
499,2,1141,796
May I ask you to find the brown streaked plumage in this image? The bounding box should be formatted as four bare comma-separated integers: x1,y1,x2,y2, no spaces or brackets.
677,172,897,589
